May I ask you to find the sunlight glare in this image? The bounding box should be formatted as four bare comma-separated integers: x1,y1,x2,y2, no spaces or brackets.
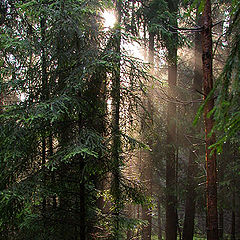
20,93,26,102
102,10,116,29
125,41,145,61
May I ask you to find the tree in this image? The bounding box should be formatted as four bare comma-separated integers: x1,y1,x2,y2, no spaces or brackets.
182,9,202,240
212,0,240,151
0,1,113,238
165,0,179,239
202,0,218,239
111,0,122,238
1,1,240,239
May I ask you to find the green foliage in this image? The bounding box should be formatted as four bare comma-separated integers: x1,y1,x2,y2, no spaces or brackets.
136,0,179,51
192,1,240,153
210,1,240,152
0,1,151,239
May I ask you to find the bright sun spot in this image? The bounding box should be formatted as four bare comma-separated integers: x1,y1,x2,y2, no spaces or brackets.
102,10,116,29
102,10,144,60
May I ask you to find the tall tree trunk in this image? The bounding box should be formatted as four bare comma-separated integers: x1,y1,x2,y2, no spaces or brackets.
236,203,240,240
231,165,236,240
183,14,202,240
142,30,154,240
147,31,154,240
176,145,181,240
202,1,218,239
149,31,154,65
49,132,57,209
182,150,196,240
79,160,86,240
112,1,122,238
57,3,71,237
41,137,46,222
165,2,178,238
165,48,177,240
218,209,223,240
158,199,163,240
0,2,7,26
40,16,47,226
218,142,228,240
89,70,108,239
141,162,152,240
231,191,236,240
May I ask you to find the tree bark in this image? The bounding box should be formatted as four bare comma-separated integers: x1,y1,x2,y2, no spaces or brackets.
202,1,218,239
165,1,178,239
165,24,178,240
40,16,47,225
165,54,177,240
0,2,7,26
158,199,163,240
231,171,236,240
149,31,154,65
141,166,152,240
183,14,202,240
218,209,223,240
218,142,228,240
141,30,154,240
112,1,122,238
231,191,236,240
79,160,86,240
182,150,196,240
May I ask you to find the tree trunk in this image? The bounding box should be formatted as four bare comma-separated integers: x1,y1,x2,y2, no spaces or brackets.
49,133,57,209
149,31,154,65
182,151,196,240
165,51,177,240
112,1,122,238
231,174,236,240
236,204,240,240
41,137,46,221
231,192,236,240
165,1,178,239
158,199,163,240
79,160,86,240
218,209,223,240
202,1,218,239
218,142,227,240
165,25,178,240
183,14,202,240
40,16,47,226
141,170,152,240
141,30,154,240
0,2,7,26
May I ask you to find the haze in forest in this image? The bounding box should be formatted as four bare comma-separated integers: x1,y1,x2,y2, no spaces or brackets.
0,1,239,240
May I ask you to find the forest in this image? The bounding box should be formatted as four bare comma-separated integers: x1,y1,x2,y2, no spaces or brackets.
0,0,239,239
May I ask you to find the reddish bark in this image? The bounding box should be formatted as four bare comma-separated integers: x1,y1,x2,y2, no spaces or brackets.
201,0,218,239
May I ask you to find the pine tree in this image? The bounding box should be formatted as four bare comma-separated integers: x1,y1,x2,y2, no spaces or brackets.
202,0,218,239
